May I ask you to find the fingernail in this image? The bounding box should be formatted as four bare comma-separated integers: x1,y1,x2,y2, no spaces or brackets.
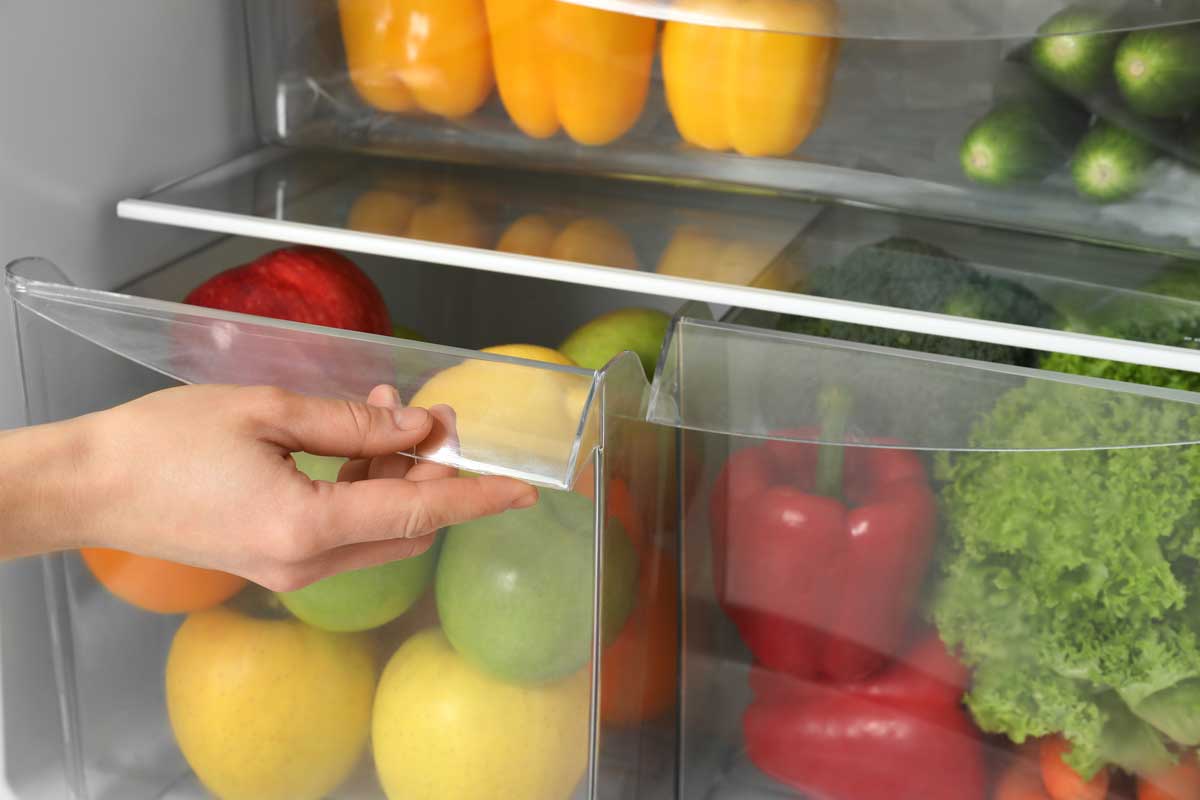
510,490,538,510
394,406,429,430
385,385,401,406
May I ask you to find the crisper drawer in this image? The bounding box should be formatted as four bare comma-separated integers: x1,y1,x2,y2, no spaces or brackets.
6,255,670,800
10,254,1200,800
243,1,1200,258
653,319,1200,800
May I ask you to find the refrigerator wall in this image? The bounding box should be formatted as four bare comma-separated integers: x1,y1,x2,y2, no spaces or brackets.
0,2,255,796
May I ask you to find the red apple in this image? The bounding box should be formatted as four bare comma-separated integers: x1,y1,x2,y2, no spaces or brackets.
174,247,395,396
184,246,390,334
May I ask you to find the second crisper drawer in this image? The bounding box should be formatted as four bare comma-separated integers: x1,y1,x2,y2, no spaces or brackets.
9,249,1200,800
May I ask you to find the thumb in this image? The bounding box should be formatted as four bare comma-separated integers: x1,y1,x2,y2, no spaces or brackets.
262,386,434,459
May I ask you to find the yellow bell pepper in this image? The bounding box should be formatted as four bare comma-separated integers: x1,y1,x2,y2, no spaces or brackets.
656,221,805,290
498,214,639,269
484,1,657,145
338,0,494,118
661,0,839,157
346,183,492,249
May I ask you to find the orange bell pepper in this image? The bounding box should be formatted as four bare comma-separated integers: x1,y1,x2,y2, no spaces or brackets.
338,0,493,118
662,0,839,157
485,1,657,145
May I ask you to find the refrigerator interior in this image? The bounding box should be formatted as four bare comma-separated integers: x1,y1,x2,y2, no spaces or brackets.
5,1,1200,799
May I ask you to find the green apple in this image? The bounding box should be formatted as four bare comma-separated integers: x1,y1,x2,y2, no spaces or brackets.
560,307,671,379
392,323,426,342
278,453,437,633
436,489,638,685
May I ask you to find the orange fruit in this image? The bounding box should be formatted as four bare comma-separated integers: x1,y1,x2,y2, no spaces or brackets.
600,547,679,725
81,548,247,614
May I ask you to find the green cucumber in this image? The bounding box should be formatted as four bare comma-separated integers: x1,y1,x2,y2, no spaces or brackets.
961,100,1088,186
1031,7,1121,97
1114,25,1200,118
1071,122,1159,201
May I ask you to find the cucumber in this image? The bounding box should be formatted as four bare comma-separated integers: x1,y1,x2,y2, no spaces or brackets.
961,100,1088,186
1071,122,1159,201
1114,25,1200,118
1031,7,1121,97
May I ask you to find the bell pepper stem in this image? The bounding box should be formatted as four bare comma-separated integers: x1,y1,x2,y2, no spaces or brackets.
815,385,853,499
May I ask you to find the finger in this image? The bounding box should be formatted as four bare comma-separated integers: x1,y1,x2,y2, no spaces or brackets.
307,474,539,548
338,458,370,483
300,534,439,583
407,404,460,482
416,404,459,458
366,384,400,409
337,454,414,482
260,386,432,459
404,458,457,482
367,453,413,481
337,386,414,482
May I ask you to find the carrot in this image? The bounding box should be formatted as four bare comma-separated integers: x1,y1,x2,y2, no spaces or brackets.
1040,736,1110,800
996,752,1052,800
1139,753,1200,800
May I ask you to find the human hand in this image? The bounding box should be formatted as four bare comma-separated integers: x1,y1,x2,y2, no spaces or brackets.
5,383,536,590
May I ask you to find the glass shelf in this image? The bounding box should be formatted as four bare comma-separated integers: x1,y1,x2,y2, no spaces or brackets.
120,148,1200,376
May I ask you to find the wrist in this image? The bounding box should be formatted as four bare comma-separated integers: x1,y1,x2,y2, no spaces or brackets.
0,417,99,559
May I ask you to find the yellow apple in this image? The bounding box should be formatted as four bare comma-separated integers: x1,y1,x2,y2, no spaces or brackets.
165,605,375,800
372,628,590,800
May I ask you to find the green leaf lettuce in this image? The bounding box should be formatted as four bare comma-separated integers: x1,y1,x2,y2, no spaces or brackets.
933,379,1200,777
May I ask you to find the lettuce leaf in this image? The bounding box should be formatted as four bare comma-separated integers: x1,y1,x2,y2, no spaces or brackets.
933,380,1200,777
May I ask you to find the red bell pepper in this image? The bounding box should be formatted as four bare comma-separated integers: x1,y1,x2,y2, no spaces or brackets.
743,634,986,800
710,388,936,682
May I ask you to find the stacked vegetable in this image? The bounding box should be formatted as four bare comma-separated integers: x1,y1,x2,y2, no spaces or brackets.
776,236,1059,366
961,10,1200,203
711,390,989,800
1043,258,1200,392
776,234,1200,397
935,376,1200,799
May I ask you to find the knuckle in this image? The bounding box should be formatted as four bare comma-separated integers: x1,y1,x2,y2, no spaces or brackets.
245,386,294,420
339,400,377,450
263,518,320,565
400,506,435,539
258,565,314,593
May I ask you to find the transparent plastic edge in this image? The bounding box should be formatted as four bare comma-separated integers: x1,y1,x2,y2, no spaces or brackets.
647,315,1200,452
5,259,605,490
556,0,1199,40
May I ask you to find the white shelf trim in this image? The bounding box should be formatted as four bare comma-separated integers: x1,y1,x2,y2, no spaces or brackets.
118,197,1200,375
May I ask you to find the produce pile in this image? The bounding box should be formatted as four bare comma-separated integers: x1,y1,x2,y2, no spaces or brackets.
82,245,681,800
961,11,1200,203
340,0,838,157
935,379,1200,785
778,234,1200,394
777,236,1060,366
713,365,1200,799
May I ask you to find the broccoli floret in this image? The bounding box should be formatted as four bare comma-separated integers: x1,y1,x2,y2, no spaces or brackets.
777,237,1059,366
1042,259,1200,393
